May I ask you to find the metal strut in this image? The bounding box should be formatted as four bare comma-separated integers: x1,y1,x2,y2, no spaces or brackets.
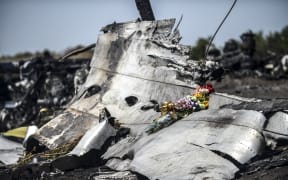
135,0,155,21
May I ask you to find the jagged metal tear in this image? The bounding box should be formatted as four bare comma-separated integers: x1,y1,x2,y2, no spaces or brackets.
33,19,268,179
34,19,197,149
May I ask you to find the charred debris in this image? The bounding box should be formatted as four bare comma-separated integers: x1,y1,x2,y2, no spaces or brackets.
1,31,287,135
0,20,287,179
0,56,90,132
0,1,288,179
0,23,288,180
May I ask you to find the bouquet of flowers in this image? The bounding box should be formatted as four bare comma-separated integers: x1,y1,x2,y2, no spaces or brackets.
145,84,214,134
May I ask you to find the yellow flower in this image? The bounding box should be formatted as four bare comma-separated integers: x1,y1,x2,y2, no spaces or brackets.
160,101,174,115
167,102,175,111
193,93,203,99
203,101,209,108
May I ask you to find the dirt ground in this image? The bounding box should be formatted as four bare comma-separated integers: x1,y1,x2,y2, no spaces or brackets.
212,75,288,99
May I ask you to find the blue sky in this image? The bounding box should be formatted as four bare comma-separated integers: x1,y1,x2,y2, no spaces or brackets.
0,0,287,55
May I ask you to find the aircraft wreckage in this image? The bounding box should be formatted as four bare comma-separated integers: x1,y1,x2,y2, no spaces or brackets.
1,8,288,180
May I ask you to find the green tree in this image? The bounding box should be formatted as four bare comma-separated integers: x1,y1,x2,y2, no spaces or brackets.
265,25,288,55
254,31,267,58
189,37,209,60
14,52,33,59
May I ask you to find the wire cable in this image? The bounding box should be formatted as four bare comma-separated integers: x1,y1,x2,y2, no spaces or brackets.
93,66,196,89
204,0,238,59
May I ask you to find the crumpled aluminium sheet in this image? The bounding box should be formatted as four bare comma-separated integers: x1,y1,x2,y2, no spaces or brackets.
103,109,266,179
69,119,117,156
32,19,268,179
264,112,288,147
0,136,24,165
34,19,196,149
